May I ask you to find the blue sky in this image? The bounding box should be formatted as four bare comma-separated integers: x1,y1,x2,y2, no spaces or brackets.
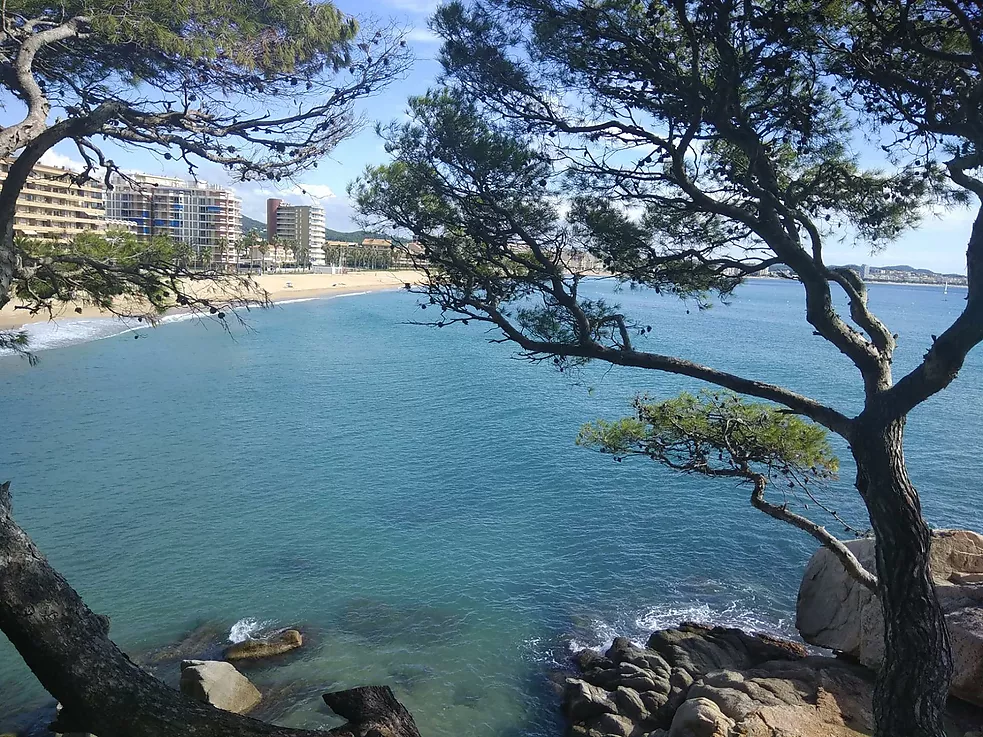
11,0,980,274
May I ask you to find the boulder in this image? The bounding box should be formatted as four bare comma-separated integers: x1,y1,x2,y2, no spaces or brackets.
647,623,805,678
583,660,671,695
796,530,983,706
614,685,650,722
671,657,874,737
585,712,636,737
668,697,734,737
564,678,618,723
223,628,303,660
608,637,672,676
179,659,261,714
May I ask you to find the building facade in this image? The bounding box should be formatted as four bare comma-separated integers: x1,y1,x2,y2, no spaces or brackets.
0,159,109,240
106,174,242,266
266,199,326,267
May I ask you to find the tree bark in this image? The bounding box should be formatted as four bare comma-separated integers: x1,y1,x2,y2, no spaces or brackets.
0,482,421,737
851,419,952,737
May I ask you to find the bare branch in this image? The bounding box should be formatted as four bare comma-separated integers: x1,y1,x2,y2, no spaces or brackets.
750,474,878,592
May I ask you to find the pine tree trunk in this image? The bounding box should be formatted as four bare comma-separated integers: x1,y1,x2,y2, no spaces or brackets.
852,417,952,737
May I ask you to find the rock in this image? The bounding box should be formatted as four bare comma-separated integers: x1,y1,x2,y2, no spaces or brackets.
223,628,303,660
582,660,671,694
664,667,694,715
608,637,672,676
585,712,636,737
796,530,983,706
647,623,805,678
639,689,670,718
179,659,261,714
564,678,618,722
576,648,615,672
668,697,734,737
614,686,650,722
672,657,874,737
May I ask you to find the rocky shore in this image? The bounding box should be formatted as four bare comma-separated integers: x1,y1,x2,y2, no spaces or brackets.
561,529,983,737
562,623,982,737
6,531,983,736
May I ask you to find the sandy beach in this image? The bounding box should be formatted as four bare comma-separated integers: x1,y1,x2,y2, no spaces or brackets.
0,270,423,331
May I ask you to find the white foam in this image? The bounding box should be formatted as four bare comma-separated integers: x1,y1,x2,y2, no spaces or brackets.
276,291,371,306
635,601,789,636
566,602,791,655
0,289,379,357
229,617,277,643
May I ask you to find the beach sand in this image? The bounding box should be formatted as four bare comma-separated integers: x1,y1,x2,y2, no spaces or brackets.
0,270,423,331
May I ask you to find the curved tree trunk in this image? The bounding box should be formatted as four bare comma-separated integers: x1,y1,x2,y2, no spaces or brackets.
852,418,952,737
0,482,421,737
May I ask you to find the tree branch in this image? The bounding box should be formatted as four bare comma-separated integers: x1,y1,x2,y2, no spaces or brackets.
749,474,877,592
0,16,90,159
482,302,853,435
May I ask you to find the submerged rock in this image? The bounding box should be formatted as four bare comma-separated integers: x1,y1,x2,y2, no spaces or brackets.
180,660,262,714
224,629,303,660
796,530,983,707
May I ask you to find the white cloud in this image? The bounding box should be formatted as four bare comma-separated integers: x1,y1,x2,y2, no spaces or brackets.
39,150,84,172
406,27,441,44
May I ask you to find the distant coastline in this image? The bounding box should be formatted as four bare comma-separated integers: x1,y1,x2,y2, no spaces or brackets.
0,270,422,332
748,274,967,289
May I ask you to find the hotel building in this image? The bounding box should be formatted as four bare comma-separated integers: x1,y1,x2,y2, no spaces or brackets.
106,174,242,266
0,159,111,239
266,199,326,267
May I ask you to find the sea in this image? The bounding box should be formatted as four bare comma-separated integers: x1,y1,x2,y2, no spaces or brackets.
1,278,980,735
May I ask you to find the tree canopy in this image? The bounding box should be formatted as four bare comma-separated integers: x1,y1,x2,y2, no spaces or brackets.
0,0,410,354
355,1,981,734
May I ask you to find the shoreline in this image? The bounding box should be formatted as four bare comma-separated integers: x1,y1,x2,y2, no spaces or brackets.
0,270,422,331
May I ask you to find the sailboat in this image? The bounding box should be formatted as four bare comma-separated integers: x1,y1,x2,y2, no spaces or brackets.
944,280,949,295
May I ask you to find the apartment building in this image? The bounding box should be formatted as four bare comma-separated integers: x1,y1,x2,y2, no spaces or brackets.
266,198,326,267
106,174,242,266
0,159,108,239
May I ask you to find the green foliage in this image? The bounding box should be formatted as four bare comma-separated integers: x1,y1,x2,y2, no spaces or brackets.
578,390,839,484
354,0,970,380
17,231,205,312
9,0,357,79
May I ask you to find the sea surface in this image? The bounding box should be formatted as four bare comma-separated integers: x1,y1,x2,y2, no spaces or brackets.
1,279,980,735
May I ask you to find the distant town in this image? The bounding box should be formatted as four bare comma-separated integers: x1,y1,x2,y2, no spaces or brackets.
0,157,968,285
764,263,967,286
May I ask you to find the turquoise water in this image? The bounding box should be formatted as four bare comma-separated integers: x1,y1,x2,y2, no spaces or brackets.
1,279,981,734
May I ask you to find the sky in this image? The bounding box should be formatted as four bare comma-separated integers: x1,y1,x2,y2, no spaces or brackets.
8,0,980,275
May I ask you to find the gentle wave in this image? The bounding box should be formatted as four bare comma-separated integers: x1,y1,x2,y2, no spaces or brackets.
567,602,792,654
277,291,372,305
228,616,278,643
1,291,378,355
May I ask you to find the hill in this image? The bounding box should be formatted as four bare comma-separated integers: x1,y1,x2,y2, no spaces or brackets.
242,215,267,238
838,263,965,279
240,218,386,244
773,263,964,280
325,228,386,243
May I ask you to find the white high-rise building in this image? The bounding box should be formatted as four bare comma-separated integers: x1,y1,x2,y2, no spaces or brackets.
106,174,242,266
266,198,326,267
